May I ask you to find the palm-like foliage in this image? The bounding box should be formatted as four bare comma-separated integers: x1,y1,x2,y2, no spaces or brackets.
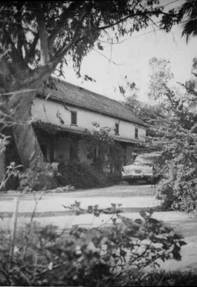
179,0,197,41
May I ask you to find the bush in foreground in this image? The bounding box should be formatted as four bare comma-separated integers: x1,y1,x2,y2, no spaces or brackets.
128,271,197,287
0,209,186,286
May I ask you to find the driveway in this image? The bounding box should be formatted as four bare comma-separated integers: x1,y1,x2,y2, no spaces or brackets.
0,184,197,272
0,184,160,229
0,184,159,216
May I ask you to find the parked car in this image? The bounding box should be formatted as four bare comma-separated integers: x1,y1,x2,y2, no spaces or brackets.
121,152,161,184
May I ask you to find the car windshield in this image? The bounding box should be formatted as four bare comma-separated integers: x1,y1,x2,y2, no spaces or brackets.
134,160,152,166
133,153,160,166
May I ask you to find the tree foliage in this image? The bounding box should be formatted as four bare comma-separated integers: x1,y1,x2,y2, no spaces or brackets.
121,55,197,212
148,57,174,101
148,57,197,212
0,0,196,94
0,0,175,167
0,0,166,94
84,123,124,176
179,0,197,41
121,79,167,152
0,208,186,286
159,0,197,41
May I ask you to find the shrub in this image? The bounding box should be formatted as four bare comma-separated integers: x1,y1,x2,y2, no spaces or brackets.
0,209,186,286
3,160,117,192
84,124,124,177
18,163,59,191
57,161,111,189
0,162,22,191
139,57,197,213
124,270,197,287
156,137,197,212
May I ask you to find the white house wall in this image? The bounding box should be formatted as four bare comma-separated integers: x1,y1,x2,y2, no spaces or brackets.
31,98,146,142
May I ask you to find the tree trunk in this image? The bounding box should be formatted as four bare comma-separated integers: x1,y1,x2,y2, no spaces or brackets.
10,91,45,169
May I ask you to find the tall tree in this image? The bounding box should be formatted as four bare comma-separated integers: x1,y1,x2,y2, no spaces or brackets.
0,1,166,94
119,79,167,150
148,57,197,212
120,56,197,212
0,0,167,167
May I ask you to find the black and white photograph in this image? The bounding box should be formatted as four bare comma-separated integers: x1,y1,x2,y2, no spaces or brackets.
0,0,197,286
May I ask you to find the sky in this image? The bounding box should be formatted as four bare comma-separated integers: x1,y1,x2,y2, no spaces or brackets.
61,0,197,103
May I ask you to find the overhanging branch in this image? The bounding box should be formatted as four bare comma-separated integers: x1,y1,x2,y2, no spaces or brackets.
98,9,164,31
48,1,83,51
54,9,88,62
25,33,39,63
36,3,49,65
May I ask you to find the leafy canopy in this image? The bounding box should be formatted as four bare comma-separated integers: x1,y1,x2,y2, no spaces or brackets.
148,57,197,212
0,0,168,93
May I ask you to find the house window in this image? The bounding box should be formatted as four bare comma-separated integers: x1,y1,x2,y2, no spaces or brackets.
146,129,148,137
135,127,139,139
71,111,77,125
115,123,119,135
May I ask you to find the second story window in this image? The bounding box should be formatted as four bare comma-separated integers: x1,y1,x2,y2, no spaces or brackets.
115,123,119,135
135,127,138,139
71,111,77,125
146,129,148,137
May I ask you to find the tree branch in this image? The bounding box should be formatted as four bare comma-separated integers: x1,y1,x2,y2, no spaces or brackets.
25,33,39,63
15,3,25,62
5,29,28,71
93,48,122,66
18,8,89,89
48,1,83,51
54,9,88,62
20,63,55,89
36,3,49,65
0,48,10,60
0,88,37,97
98,10,163,31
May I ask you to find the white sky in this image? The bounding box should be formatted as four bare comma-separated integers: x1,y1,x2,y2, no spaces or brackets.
61,1,197,103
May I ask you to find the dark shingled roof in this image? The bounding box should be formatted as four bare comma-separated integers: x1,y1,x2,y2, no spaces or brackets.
39,78,146,127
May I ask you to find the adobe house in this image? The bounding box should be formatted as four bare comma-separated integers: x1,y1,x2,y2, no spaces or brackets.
1,78,147,177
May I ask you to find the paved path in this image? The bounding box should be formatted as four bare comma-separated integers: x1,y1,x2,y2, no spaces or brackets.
0,184,159,215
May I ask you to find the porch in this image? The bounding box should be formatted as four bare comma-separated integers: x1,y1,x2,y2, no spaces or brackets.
32,121,138,168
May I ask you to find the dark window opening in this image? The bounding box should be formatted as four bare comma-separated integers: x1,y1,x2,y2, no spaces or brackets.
5,132,21,167
146,129,148,137
69,140,78,162
92,145,100,166
94,146,99,160
115,123,119,135
49,144,54,162
71,111,77,125
135,127,138,139
40,144,47,159
40,144,54,162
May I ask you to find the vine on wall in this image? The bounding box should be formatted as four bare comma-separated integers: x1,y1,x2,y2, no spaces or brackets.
84,123,124,177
